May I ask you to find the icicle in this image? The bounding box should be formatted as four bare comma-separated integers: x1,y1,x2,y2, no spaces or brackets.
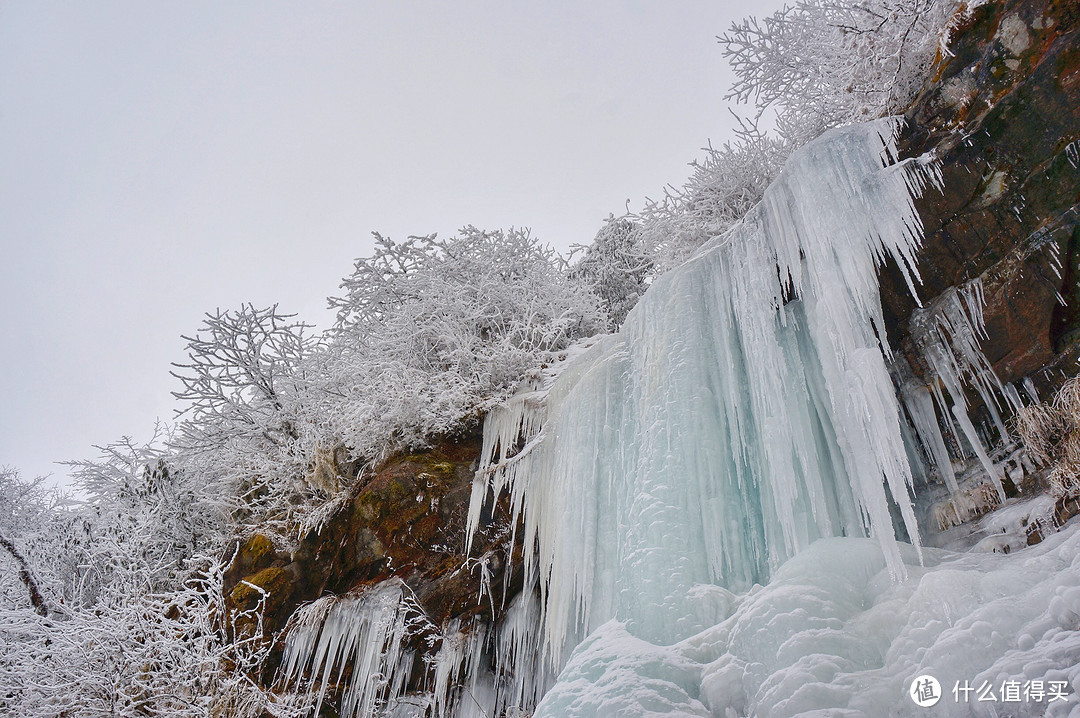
1047,236,1064,280
909,279,1006,427
901,380,958,492
1002,382,1026,415
1022,376,1040,403
466,388,549,556
951,403,1007,501
429,621,487,718
490,584,557,714
278,579,433,718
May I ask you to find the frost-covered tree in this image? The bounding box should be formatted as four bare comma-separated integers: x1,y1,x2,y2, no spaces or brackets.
0,468,68,616
170,305,323,539
171,304,314,452
599,0,958,280
630,117,790,274
66,435,230,594
319,227,605,459
721,0,956,146
0,548,289,717
0,447,293,717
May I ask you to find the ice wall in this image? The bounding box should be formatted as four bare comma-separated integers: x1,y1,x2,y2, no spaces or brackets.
468,118,945,669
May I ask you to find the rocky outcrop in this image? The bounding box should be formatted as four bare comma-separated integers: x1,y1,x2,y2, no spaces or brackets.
878,0,1080,546
223,431,523,681
883,0,1080,400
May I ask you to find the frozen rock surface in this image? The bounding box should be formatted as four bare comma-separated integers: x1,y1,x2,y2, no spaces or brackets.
882,0,1080,402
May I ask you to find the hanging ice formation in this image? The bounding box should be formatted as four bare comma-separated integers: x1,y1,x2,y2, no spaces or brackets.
277,579,554,717
467,117,947,662
899,278,1023,501
278,117,1039,716
278,581,428,717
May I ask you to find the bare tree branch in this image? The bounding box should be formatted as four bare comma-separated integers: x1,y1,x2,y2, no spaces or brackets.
0,532,48,616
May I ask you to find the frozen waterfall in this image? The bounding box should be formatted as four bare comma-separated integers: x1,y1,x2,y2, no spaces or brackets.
468,117,942,660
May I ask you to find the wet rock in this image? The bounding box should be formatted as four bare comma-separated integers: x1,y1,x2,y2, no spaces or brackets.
881,0,1080,407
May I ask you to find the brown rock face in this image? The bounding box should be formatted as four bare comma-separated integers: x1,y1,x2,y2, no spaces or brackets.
223,430,523,682
880,0,1080,401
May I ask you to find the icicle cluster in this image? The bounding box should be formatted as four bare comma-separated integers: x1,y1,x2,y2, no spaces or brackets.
277,578,556,718
279,581,429,717
902,278,1025,500
468,118,946,673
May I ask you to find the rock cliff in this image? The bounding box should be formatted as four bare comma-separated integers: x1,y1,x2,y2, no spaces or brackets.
879,0,1080,540
884,0,1080,396
223,431,523,686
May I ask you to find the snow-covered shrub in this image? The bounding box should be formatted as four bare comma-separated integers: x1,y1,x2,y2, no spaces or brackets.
0,468,72,616
0,551,292,718
318,227,604,460
566,121,787,297
570,217,653,328
630,118,790,274
0,458,294,717
156,233,602,543
66,436,232,595
1012,376,1080,496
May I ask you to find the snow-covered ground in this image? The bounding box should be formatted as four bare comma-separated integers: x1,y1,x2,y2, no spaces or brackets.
536,518,1080,717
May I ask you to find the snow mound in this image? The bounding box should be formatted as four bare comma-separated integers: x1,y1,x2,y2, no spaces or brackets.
537,522,1080,717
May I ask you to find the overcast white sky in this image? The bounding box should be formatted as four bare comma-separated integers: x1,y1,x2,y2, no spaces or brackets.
0,0,783,486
